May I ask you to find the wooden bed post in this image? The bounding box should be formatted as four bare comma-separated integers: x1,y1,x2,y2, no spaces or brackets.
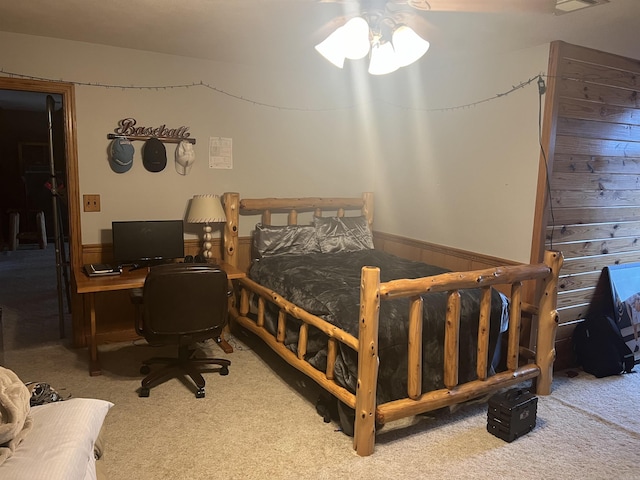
362,192,374,229
354,266,380,457
222,192,239,267
535,250,564,395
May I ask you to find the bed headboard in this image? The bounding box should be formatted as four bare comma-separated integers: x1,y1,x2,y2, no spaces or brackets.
221,192,374,268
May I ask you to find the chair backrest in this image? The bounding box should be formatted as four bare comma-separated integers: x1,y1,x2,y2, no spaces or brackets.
141,263,229,343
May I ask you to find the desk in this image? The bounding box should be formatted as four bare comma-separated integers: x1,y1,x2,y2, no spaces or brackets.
75,261,246,376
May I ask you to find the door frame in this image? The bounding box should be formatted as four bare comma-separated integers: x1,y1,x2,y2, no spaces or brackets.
0,76,82,333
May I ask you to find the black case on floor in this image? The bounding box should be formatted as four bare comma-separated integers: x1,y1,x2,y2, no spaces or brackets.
487,388,537,442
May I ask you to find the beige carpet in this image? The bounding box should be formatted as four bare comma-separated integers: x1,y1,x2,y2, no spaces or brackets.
2,245,640,479
2,335,640,480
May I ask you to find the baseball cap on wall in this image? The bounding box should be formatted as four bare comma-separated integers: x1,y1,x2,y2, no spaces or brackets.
142,137,167,172
175,140,196,175
109,137,134,173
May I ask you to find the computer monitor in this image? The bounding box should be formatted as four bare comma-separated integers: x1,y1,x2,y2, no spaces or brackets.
112,220,184,267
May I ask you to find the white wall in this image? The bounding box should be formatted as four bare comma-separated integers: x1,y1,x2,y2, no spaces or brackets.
372,45,550,262
1,31,548,262
1,32,376,243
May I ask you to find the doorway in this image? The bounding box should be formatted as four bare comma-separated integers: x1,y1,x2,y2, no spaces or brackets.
0,76,81,346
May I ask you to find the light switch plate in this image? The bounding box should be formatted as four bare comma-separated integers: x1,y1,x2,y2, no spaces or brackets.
83,194,101,212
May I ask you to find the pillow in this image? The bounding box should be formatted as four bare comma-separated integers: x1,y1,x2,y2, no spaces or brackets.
313,216,374,253
0,398,113,480
253,224,321,259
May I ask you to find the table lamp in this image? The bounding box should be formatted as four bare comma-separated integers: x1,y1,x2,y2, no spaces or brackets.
186,194,226,259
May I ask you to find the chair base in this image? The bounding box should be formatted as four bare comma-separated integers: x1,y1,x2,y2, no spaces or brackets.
139,345,230,398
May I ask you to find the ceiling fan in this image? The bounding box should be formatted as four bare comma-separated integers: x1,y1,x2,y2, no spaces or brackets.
312,0,556,74
314,0,557,37
317,0,557,14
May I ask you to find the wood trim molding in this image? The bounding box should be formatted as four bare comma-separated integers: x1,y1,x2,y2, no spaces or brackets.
82,238,220,262
372,231,517,270
84,231,511,274
530,41,562,266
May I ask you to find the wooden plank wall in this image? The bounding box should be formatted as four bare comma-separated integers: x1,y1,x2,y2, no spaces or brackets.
538,41,640,368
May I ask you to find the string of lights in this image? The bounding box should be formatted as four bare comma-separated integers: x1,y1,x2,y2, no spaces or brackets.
0,69,354,112
376,75,543,112
1,68,555,112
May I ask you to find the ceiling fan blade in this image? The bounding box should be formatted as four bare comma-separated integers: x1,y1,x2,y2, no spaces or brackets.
409,0,556,13
399,13,437,40
313,15,350,40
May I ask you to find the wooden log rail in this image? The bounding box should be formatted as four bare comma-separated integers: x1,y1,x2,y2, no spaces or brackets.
233,276,360,409
242,194,374,228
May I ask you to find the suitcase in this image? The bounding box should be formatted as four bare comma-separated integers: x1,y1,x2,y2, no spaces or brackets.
487,388,537,442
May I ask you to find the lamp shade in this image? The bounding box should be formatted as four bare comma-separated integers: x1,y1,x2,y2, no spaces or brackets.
186,194,226,224
392,25,430,67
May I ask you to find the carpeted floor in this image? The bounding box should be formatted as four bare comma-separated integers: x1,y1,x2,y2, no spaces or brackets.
2,245,640,479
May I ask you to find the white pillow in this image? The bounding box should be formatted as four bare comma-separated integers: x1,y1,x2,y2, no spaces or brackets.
0,398,113,480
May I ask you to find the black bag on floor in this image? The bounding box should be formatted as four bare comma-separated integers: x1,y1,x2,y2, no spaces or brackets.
572,315,635,378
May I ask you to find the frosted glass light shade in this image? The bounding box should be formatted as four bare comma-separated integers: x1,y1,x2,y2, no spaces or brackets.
315,27,347,68
316,17,429,74
368,42,399,75
341,17,370,60
392,25,430,67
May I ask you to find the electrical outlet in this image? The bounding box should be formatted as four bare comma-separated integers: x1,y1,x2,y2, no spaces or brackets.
83,194,101,212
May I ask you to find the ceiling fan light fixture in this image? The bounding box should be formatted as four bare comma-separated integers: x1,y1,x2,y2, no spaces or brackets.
341,17,371,60
391,25,430,68
368,41,399,76
316,13,429,75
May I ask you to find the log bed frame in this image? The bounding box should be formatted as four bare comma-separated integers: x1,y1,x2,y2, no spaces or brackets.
222,192,563,456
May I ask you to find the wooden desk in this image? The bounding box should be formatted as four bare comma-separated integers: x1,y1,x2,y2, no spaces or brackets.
75,261,246,376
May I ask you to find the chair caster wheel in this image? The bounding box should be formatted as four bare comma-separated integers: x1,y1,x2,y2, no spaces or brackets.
196,388,205,398
220,365,229,376
139,387,150,397
140,365,151,375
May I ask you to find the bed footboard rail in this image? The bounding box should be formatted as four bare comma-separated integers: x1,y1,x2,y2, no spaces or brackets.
355,249,563,455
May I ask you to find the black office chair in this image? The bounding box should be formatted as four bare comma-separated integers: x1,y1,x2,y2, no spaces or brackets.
134,263,231,398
